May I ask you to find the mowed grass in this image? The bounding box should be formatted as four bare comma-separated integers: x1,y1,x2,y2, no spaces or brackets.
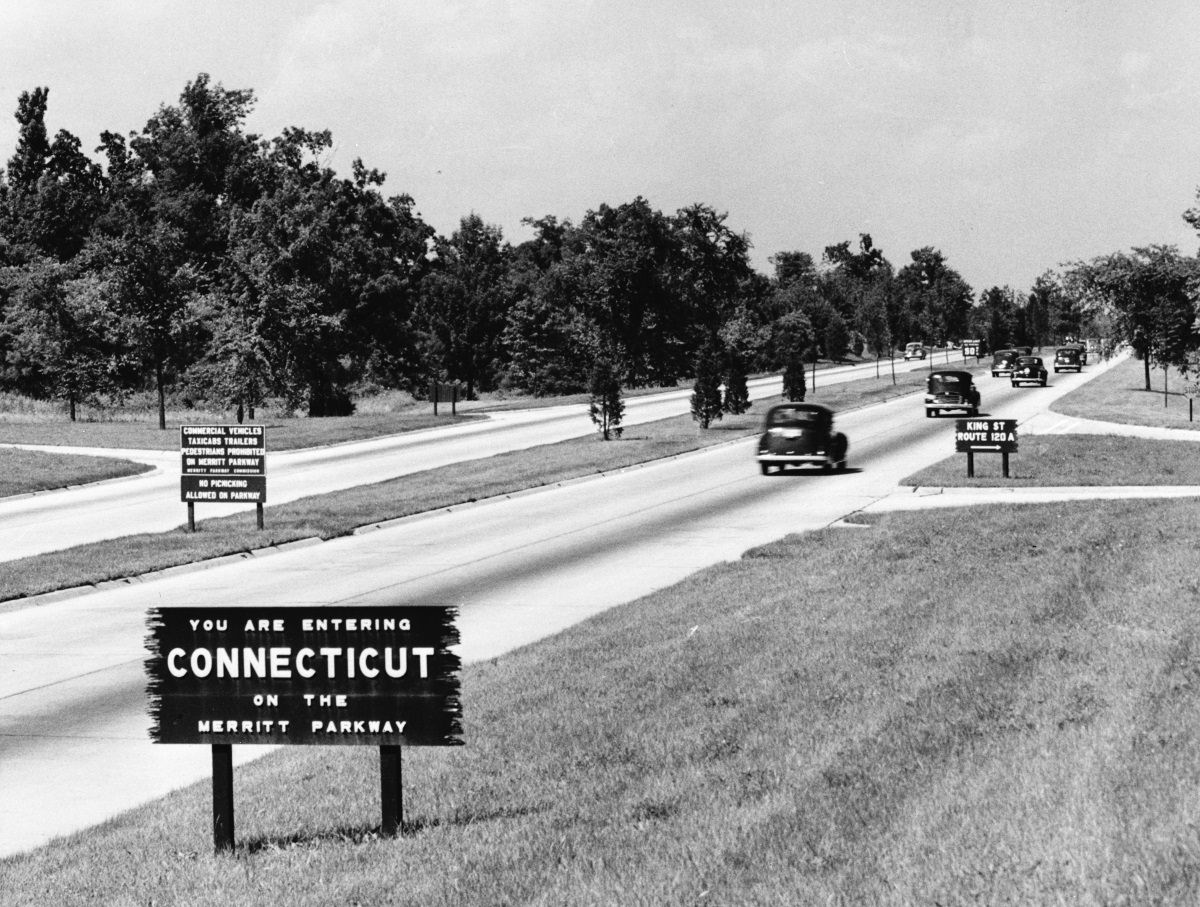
904,434,1200,486
7,498,1200,904
0,447,151,497
0,410,482,452
1052,354,1200,432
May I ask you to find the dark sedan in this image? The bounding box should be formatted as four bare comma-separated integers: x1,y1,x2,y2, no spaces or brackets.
991,349,1019,377
1011,356,1048,387
756,403,848,475
925,370,981,417
1053,347,1083,372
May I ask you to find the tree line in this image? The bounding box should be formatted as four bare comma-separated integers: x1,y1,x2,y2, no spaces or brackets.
1,75,1197,427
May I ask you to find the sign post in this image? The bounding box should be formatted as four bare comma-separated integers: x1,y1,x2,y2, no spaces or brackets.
180,425,266,529
145,606,462,852
955,418,1018,478
431,382,460,415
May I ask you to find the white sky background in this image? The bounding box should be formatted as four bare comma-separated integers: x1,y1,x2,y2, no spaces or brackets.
1,0,1199,292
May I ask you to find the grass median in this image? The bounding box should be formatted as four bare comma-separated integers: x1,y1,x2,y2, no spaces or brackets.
903,434,1200,487
7,497,1200,904
0,447,152,497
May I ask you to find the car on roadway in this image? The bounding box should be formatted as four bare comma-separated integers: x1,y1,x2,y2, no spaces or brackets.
924,370,981,417
903,342,928,360
1011,356,1048,387
991,349,1020,377
1053,346,1084,373
756,402,848,475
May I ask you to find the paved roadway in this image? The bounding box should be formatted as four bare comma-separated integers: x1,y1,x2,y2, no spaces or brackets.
0,356,950,563
8,353,1198,859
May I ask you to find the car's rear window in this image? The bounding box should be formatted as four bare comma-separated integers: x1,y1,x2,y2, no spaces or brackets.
770,408,820,427
929,375,967,393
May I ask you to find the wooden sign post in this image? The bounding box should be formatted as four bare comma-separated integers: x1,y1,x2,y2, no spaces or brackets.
430,382,460,415
955,418,1018,478
145,606,462,853
180,425,266,530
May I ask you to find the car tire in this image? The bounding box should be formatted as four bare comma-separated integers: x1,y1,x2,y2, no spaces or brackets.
759,463,771,476
969,407,978,416
837,458,848,471
1040,378,1047,387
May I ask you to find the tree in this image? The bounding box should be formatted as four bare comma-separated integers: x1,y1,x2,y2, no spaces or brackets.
1,88,103,261
773,311,813,402
723,347,751,414
0,257,133,419
823,311,850,362
587,357,624,440
415,213,511,397
970,286,1020,354
894,247,973,345
102,224,200,428
1061,247,1199,390
690,338,724,429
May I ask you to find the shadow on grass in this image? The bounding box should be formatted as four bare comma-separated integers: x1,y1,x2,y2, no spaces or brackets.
238,803,549,853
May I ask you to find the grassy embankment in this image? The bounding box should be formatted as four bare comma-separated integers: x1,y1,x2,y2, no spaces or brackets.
1052,353,1200,432
0,447,151,497
0,367,932,603
6,497,1200,904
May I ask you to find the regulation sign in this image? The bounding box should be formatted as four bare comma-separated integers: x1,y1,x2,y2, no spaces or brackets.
955,418,1018,453
146,606,462,746
180,424,266,503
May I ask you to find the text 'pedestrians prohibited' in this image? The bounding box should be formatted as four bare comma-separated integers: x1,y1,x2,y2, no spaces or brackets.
180,424,267,530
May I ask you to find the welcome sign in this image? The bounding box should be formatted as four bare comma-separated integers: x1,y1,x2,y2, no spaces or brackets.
146,606,462,747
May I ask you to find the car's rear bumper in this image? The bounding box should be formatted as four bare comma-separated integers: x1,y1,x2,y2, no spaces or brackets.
925,401,974,411
756,453,830,465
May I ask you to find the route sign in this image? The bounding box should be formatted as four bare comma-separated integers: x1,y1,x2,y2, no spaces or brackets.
956,418,1017,478
955,418,1017,453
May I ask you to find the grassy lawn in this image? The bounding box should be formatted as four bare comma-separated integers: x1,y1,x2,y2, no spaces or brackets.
1051,355,1200,432
0,447,152,497
903,435,1200,487
0,411,483,452
8,497,1200,904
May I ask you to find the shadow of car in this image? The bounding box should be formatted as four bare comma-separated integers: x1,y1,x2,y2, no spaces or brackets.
756,403,848,475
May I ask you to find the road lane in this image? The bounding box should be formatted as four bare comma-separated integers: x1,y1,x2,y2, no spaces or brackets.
0,355,1117,857
0,357,948,563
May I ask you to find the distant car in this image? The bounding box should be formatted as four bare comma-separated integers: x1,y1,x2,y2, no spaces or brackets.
903,342,928,360
925,370,981,417
1014,346,1033,355
1053,347,1083,373
991,349,1020,377
1011,356,1048,387
756,402,848,475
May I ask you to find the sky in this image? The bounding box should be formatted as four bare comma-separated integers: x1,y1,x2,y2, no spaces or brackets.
2,0,1199,293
